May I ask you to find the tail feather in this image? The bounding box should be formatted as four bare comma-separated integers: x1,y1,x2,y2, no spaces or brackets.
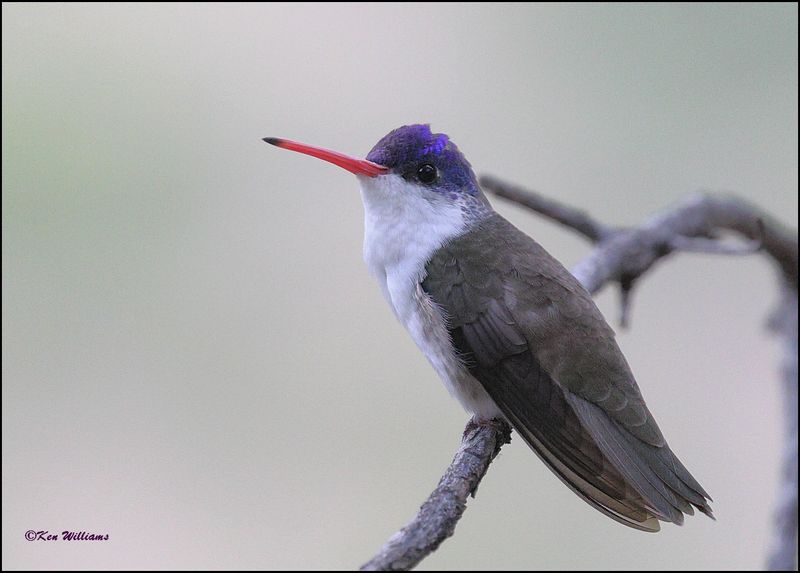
567,394,713,522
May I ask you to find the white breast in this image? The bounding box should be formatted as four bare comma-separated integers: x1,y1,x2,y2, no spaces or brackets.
358,174,501,420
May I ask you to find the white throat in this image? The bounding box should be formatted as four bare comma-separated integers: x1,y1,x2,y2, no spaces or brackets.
357,174,500,420
358,174,466,317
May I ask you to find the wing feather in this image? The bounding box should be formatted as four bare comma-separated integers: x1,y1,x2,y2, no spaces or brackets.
422,213,713,529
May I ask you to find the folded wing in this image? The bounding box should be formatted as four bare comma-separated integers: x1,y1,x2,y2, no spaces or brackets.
422,214,712,530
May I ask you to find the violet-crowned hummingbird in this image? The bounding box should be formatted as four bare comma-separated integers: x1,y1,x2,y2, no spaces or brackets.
264,125,713,531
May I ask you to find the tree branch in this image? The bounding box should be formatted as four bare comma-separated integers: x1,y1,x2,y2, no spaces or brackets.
765,286,798,572
360,419,512,571
361,176,798,571
480,175,612,242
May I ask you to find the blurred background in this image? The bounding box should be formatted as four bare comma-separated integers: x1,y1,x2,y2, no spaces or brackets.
2,3,797,570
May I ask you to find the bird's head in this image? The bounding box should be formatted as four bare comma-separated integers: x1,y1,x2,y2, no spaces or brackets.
264,124,492,218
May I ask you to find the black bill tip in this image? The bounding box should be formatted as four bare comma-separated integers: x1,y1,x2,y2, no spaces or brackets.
262,137,283,146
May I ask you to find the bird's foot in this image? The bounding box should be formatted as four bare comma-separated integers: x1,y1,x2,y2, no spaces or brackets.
462,416,511,442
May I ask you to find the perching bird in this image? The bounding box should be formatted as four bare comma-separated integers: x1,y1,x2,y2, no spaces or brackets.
265,124,713,531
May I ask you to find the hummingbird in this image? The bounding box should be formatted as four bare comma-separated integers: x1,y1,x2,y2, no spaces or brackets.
264,125,713,531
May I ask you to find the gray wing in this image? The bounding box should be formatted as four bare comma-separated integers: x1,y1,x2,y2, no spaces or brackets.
422,214,712,530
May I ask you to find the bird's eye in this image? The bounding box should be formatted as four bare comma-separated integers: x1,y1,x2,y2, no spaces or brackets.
416,163,438,184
